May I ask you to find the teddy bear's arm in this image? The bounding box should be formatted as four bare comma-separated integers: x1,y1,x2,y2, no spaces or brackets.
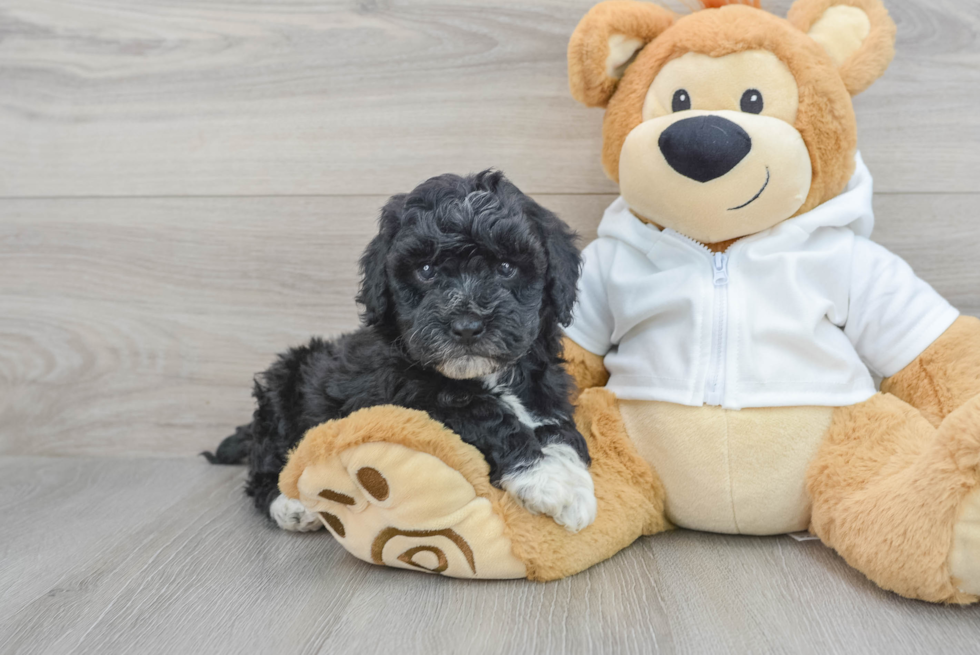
562,336,609,401
880,315,980,427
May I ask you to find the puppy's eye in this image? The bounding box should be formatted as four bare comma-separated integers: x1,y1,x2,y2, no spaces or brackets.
740,89,763,114
671,89,691,112
417,264,436,282
496,262,516,278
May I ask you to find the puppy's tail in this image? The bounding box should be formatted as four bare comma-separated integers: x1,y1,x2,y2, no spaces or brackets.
201,423,252,465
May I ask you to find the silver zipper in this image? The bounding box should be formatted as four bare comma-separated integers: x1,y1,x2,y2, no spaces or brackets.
661,230,735,407
704,252,729,406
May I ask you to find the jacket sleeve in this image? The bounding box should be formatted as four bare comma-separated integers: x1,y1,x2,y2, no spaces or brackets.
845,237,959,378
563,239,615,356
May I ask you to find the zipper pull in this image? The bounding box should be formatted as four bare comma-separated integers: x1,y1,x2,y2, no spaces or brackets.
712,252,729,286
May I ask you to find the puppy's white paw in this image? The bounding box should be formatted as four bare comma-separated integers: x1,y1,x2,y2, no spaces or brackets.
501,444,597,533
270,494,323,532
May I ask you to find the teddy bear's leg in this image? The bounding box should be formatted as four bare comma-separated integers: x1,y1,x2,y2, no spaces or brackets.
806,392,980,603
525,387,669,579
278,389,667,581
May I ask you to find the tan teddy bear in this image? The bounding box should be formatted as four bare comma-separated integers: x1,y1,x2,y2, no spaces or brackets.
280,0,980,603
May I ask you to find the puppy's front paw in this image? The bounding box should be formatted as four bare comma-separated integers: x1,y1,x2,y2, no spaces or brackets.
501,444,597,533
270,494,323,532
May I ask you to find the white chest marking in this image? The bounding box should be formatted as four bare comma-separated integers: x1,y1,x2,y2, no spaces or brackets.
481,373,555,430
498,391,546,429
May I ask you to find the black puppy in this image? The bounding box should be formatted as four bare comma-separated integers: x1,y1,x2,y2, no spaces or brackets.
206,171,596,533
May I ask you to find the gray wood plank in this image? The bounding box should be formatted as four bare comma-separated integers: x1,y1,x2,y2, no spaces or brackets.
1,193,977,457
0,194,608,458
1,0,978,198
1,456,978,655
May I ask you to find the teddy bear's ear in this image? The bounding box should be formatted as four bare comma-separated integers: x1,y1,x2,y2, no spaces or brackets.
568,1,675,108
788,0,896,95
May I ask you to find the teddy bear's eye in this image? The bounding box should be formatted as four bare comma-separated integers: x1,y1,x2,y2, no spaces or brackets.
740,89,764,114
671,89,691,112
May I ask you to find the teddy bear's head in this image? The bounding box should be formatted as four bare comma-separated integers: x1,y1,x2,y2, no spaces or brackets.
568,0,895,244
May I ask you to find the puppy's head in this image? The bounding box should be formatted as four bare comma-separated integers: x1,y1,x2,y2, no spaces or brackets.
357,171,580,379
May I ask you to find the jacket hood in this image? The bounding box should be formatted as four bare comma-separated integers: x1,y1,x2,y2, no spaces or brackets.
598,152,874,248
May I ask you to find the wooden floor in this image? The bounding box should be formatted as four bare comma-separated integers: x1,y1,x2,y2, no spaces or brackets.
4,457,980,655
2,0,979,652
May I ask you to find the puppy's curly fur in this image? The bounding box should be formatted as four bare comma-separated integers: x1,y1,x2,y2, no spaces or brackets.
206,171,594,530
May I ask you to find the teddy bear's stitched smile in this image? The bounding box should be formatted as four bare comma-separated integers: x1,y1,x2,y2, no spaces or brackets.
729,167,770,211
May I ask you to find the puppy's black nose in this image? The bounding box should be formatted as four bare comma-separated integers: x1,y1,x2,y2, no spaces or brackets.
451,315,485,343
658,115,751,183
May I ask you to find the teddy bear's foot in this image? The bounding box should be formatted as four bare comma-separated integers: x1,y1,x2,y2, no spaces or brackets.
809,393,980,603
944,394,980,596
294,442,525,578
951,488,980,595
279,390,669,581
279,407,526,579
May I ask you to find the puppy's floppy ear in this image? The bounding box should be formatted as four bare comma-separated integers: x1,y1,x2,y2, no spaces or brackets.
522,194,582,328
485,172,580,325
357,194,405,329
788,0,895,95
568,1,675,108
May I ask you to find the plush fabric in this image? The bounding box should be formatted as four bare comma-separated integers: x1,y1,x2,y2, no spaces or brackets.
619,108,814,242
587,4,860,217
558,0,978,604
807,392,980,604
620,400,834,534
787,0,896,95
804,6,871,66
880,316,980,426
951,489,980,595
567,1,675,108
622,48,813,241
280,392,668,582
561,336,609,399
878,315,980,597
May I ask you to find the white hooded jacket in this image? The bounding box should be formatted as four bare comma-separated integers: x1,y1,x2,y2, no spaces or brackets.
565,154,959,410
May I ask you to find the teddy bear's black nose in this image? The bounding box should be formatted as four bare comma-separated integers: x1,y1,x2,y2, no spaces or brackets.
658,115,752,183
